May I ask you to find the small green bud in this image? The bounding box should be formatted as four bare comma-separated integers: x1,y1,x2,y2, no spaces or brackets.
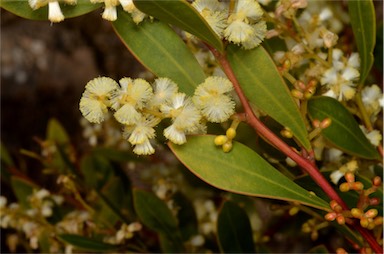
351,208,363,218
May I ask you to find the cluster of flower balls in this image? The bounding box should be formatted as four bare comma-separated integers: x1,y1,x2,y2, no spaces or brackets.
79,76,236,155
28,0,266,50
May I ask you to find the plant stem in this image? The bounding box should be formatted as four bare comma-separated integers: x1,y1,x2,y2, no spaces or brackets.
207,45,382,253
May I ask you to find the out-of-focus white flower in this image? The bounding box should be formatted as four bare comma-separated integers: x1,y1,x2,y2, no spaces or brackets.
360,126,382,147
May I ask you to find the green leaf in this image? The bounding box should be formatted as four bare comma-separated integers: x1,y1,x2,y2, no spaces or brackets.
80,155,114,190
227,45,310,150
133,0,224,52
0,0,101,20
169,135,329,211
10,176,38,209
1,142,14,167
47,118,70,144
133,189,184,251
217,201,255,253
173,192,198,241
308,96,380,160
348,0,376,84
112,9,205,95
307,245,329,253
57,234,118,252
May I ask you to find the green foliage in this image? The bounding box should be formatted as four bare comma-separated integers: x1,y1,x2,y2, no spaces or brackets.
348,0,376,84
217,201,255,253
227,45,311,150
133,189,184,252
57,234,119,252
112,8,206,95
133,0,224,52
308,96,380,160
0,0,101,20
169,135,329,211
10,176,38,209
46,118,70,145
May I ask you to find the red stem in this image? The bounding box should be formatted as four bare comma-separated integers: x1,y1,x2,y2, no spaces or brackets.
207,45,382,253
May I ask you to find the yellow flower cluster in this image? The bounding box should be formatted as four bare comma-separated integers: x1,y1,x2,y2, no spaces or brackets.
80,76,236,155
192,0,267,49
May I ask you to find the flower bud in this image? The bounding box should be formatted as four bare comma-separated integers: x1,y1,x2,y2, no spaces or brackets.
352,182,364,191
365,209,378,218
214,135,228,146
325,212,337,221
281,128,293,138
336,214,345,225
291,89,304,99
222,142,233,153
312,119,321,128
351,208,363,218
226,128,236,140
289,207,300,216
372,176,382,187
345,172,355,183
369,197,380,206
320,118,332,129
360,217,369,228
339,183,350,192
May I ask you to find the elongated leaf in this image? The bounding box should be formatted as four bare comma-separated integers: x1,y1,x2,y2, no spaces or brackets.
173,192,198,241
133,189,184,251
133,0,223,52
11,176,38,209
0,0,101,20
57,234,118,252
308,96,380,160
227,45,310,150
348,0,376,84
113,9,205,95
169,135,329,211
47,118,70,144
217,201,255,253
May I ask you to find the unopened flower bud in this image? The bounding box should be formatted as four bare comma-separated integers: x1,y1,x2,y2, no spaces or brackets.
339,183,350,192
283,59,291,70
320,118,332,129
351,208,363,218
226,128,236,140
214,135,228,146
295,80,306,91
325,212,337,221
336,214,345,225
345,172,355,183
372,176,382,187
312,119,320,128
352,182,364,191
374,216,383,225
289,207,300,216
281,128,293,138
360,217,369,228
336,248,347,254
222,142,233,153
291,89,304,99
365,209,378,218
369,197,380,206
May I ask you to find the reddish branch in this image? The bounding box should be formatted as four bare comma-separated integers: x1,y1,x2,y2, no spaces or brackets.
207,45,383,253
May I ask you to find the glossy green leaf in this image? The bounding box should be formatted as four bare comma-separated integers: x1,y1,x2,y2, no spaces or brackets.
227,45,310,150
217,201,255,253
348,0,376,84
47,118,70,144
133,189,184,251
308,96,380,160
10,176,38,209
112,9,205,95
133,0,223,52
0,0,101,20
57,234,118,252
169,135,329,211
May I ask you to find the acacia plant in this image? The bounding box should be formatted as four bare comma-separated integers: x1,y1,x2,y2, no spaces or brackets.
1,0,383,253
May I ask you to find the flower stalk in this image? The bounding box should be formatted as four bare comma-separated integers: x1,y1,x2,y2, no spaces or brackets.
207,44,382,253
